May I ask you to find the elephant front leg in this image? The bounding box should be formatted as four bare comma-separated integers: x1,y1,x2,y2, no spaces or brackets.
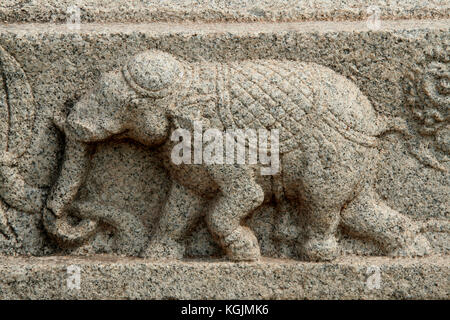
144,180,204,259
205,165,264,261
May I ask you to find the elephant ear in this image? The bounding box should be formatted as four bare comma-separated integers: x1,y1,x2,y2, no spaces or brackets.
0,45,35,159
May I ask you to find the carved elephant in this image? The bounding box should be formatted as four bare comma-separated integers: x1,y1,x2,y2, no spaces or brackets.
43,50,432,261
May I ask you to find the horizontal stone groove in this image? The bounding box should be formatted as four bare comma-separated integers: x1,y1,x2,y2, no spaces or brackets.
0,1,449,23
1,254,449,266
0,19,448,36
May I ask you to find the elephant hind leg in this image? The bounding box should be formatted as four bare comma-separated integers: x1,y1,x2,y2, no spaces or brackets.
340,185,432,257
281,139,357,262
296,204,341,262
144,180,204,260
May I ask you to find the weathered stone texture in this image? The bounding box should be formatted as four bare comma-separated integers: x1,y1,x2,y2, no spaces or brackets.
0,1,448,299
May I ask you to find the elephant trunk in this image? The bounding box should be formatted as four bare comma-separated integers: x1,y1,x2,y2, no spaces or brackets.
43,137,98,245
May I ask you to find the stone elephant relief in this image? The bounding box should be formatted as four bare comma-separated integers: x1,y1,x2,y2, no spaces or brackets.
43,50,431,261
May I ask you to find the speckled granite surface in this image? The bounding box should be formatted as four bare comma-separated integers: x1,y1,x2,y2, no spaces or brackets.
1,0,449,23
0,255,448,299
0,1,448,299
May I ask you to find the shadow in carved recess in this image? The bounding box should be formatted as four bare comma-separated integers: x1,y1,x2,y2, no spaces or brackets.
29,50,434,262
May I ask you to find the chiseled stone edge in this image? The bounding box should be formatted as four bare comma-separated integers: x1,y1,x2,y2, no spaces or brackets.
0,18,448,36
0,0,449,24
0,255,448,299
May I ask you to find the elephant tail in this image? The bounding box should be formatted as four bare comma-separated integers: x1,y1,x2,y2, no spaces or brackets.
375,115,412,138
375,115,447,172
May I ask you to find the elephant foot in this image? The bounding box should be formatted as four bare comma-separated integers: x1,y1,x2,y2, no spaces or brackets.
222,226,260,262
298,236,339,262
387,234,432,258
142,236,185,260
115,232,148,257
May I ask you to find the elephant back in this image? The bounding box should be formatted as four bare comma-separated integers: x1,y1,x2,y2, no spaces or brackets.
217,60,381,153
